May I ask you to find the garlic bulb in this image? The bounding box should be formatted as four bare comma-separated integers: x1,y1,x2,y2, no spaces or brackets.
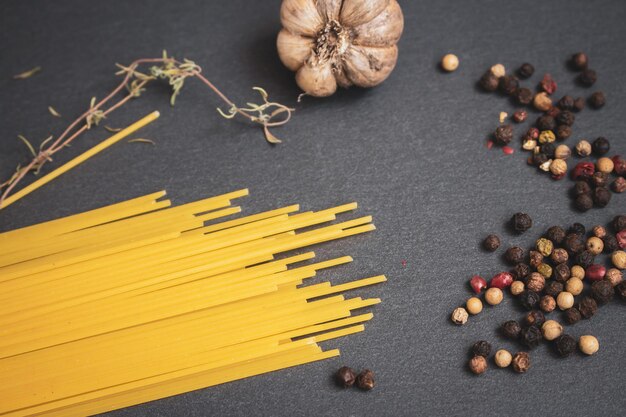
277,0,404,97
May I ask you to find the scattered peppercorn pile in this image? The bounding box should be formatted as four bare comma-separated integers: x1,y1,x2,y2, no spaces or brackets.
478,53,625,211
452,213,626,374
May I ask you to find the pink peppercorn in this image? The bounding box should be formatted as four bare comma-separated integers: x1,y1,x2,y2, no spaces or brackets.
470,275,487,294
527,127,539,140
541,73,557,95
571,162,595,180
490,272,514,289
617,230,626,249
586,264,607,281
612,155,626,176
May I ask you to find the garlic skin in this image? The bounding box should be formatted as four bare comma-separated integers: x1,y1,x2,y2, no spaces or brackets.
277,0,404,97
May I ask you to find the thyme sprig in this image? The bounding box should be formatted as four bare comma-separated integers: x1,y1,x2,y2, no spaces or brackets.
1,52,294,209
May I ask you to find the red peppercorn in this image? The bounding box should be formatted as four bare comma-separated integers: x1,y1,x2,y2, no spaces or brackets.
540,73,557,95
470,275,487,294
571,162,595,180
612,155,626,176
513,110,528,123
490,272,514,289
616,230,626,249
585,264,606,282
527,127,539,140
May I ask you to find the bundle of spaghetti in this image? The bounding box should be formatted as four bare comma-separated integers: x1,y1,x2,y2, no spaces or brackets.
0,189,385,417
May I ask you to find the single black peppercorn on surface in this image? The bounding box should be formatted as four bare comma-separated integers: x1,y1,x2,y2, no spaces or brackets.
565,308,582,324
519,290,540,310
578,297,598,319
501,320,522,339
517,63,535,79
555,334,577,357
568,223,586,236
356,370,375,391
613,215,626,232
591,280,614,304
544,281,564,298
505,246,525,265
546,226,566,244
472,341,492,357
483,234,501,252
335,366,357,388
520,325,542,349
512,213,533,234
524,310,545,327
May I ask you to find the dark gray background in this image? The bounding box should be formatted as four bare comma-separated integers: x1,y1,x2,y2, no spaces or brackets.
1,1,624,416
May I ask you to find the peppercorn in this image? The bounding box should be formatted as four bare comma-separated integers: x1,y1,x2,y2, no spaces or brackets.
586,237,604,255
554,263,570,283
532,152,549,167
511,213,532,234
542,320,562,341
578,296,598,319
494,349,512,368
566,277,584,296
575,250,595,268
468,356,488,375
605,268,623,286
565,307,582,324
511,352,530,373
575,140,592,157
613,250,626,269
575,194,593,212
522,138,537,152
579,335,599,355
613,215,626,232
617,281,626,300
515,87,533,105
592,137,610,156
485,287,503,306
441,54,459,72
494,125,514,145
603,235,619,253
539,73,557,95
481,234,501,252
555,334,577,357
519,290,540,310
557,95,574,110
574,181,592,196
578,69,597,87
534,238,553,257
572,163,596,182
556,110,575,126
533,92,552,111
538,130,556,144
514,263,531,280
470,276,487,294
490,272,513,289
520,325,542,348
529,251,543,268
593,187,611,208
613,177,626,193
541,143,556,159
356,369,375,390
588,91,606,109
554,125,571,141
501,320,522,340
517,63,534,79
499,75,519,95
551,248,569,264
554,144,571,160
505,246,525,265
571,265,585,280
509,284,524,299
613,157,626,176
537,263,553,279
544,281,564,298
472,340,492,357
585,264,606,282
557,291,574,310
596,157,614,174
591,172,609,188
570,222,586,236
591,280,614,304
539,295,556,313
480,71,499,92
571,52,588,70
526,273,546,293
466,297,483,315
335,366,357,388
508,110,524,123
546,226,566,244
451,307,469,325
564,233,585,254
536,115,555,131
573,97,585,112
525,310,546,328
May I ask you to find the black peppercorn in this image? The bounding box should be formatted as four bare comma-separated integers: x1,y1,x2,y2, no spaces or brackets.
544,281,564,298
593,187,611,208
565,307,582,324
564,233,585,254
501,320,522,339
613,215,626,232
532,152,549,167
555,334,577,357
578,69,597,87
472,340,492,357
541,143,556,159
591,172,609,188
519,290,540,310
575,250,595,268
588,91,606,109
571,53,588,71
616,281,626,301
556,110,575,126
524,310,545,327
603,234,619,253
517,63,535,79
573,97,585,112
529,250,544,268
516,87,533,105
480,71,499,92
335,366,357,388
578,296,598,319
554,263,570,283
568,223,586,236
556,125,572,141
546,226,566,244
355,369,375,390
536,115,556,131
499,75,519,95
574,181,592,196
575,194,593,212
512,213,532,234
483,234,501,252
514,263,531,280
592,137,610,156
494,125,514,145
520,325,542,349
591,280,614,304
557,95,575,110
505,246,525,265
